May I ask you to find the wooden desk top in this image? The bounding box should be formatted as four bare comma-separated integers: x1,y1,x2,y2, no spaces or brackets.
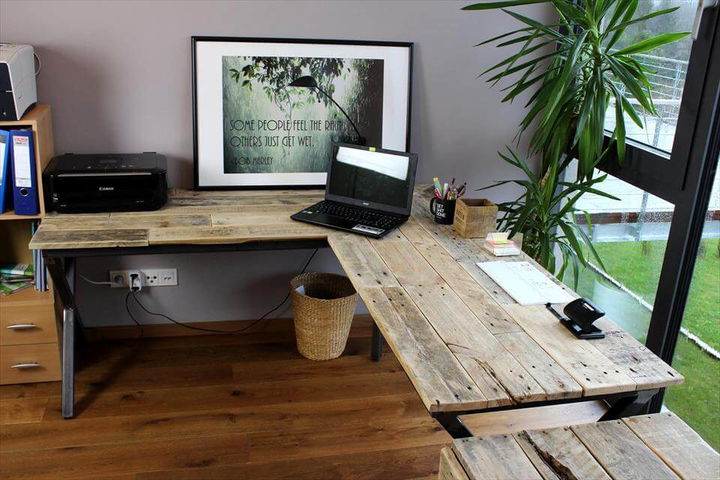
30,186,682,413
446,412,719,480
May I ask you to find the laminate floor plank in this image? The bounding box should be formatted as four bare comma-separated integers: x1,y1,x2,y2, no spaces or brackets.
136,444,442,480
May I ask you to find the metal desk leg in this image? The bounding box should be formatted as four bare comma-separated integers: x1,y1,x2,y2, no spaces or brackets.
600,389,659,421
45,255,78,419
61,307,75,419
371,321,384,362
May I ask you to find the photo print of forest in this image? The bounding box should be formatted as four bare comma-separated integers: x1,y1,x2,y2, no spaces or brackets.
222,56,384,174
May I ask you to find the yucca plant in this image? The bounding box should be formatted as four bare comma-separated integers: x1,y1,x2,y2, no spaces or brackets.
479,148,618,283
465,0,688,278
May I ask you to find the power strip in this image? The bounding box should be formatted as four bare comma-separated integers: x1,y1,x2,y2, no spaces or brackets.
109,269,178,288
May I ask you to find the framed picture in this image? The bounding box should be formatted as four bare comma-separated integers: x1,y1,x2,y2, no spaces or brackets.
192,37,413,189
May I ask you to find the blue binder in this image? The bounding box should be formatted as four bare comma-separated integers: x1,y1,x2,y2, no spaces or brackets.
0,130,11,213
10,130,39,215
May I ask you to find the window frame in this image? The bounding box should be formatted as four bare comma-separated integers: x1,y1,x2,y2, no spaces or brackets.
594,6,719,411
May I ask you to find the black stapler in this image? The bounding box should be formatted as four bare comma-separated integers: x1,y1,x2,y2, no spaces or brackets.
545,298,605,340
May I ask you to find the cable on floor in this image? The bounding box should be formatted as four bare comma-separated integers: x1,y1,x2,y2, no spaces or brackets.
125,291,145,338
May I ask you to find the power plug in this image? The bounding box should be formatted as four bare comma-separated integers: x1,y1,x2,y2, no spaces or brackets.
128,270,143,292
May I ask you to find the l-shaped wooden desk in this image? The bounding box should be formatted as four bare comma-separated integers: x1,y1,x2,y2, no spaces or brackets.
29,186,683,435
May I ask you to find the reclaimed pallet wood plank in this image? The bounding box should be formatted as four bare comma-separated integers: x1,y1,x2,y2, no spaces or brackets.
40,214,212,230
517,427,611,480
438,446,470,480
452,435,543,480
591,318,684,390
513,434,561,480
360,287,488,413
29,227,149,249
495,332,583,401
404,284,546,406
571,420,680,480
399,219,522,334
504,305,637,396
327,233,400,288
211,212,302,226
410,193,516,305
623,413,720,480
147,224,326,245
370,234,445,287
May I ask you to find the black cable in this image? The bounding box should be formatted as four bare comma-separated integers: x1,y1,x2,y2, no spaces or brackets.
125,291,144,338
127,248,319,335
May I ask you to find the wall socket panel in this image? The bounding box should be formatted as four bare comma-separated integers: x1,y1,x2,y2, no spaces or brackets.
109,269,178,288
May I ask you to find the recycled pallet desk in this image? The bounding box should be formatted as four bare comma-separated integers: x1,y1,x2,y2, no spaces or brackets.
30,186,683,426
438,412,719,480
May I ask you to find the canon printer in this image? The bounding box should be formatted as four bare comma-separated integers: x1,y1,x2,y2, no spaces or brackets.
43,153,168,213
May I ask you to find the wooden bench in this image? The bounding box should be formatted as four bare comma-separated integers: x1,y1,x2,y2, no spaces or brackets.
30,186,682,422
439,412,720,480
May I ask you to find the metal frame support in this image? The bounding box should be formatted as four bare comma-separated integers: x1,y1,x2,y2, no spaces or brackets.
600,389,659,421
61,307,75,419
45,255,78,419
432,412,474,439
371,321,384,362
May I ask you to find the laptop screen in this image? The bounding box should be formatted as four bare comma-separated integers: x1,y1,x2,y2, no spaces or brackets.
326,144,417,215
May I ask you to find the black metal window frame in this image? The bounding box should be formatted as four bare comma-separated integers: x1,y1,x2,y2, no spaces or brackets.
595,7,719,411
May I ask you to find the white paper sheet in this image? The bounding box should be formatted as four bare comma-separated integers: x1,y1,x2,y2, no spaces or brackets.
477,261,575,305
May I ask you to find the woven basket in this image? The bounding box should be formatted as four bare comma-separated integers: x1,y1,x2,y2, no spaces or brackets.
290,272,359,361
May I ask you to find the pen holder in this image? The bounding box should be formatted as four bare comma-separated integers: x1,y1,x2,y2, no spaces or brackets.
430,197,456,225
453,198,498,238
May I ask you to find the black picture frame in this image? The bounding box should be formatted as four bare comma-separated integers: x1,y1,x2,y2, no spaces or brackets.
191,36,413,190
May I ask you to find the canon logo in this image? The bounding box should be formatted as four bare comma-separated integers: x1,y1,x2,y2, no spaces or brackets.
98,186,114,191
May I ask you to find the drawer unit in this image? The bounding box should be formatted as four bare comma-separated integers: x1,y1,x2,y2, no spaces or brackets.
0,302,58,346
0,343,61,385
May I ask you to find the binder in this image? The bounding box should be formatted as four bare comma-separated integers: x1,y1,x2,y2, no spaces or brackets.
0,129,11,213
10,129,39,215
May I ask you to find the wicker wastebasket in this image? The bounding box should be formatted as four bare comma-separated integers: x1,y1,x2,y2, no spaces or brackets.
290,272,359,361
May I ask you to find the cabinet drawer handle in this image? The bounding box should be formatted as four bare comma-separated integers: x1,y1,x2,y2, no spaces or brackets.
6,324,37,330
11,362,41,369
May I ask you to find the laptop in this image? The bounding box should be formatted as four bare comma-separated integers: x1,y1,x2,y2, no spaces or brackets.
291,143,418,238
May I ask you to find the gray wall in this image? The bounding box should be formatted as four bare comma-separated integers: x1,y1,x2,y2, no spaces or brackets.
0,0,551,327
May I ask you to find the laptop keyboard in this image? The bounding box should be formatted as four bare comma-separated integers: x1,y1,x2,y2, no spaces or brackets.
312,201,401,230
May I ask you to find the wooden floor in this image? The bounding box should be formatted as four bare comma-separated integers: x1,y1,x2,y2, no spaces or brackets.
0,317,606,480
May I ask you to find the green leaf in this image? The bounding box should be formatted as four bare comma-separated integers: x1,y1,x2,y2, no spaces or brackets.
476,27,533,46
612,32,690,56
481,36,558,78
462,0,548,10
614,88,626,161
501,9,564,39
621,96,643,127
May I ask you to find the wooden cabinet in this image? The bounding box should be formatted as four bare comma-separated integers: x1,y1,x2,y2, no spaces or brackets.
0,105,59,385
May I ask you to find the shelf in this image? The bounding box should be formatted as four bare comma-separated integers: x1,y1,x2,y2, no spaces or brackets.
0,210,43,221
0,284,53,306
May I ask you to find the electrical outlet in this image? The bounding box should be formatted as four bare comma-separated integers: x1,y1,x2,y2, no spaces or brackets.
109,269,178,288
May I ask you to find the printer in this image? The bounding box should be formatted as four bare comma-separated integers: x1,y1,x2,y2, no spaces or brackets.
43,153,168,213
0,44,37,121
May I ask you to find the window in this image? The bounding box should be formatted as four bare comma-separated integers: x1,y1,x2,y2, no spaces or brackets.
663,162,720,449
562,1,720,424
604,0,697,154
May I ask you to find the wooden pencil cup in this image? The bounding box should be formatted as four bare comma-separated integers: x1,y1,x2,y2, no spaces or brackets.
453,198,498,238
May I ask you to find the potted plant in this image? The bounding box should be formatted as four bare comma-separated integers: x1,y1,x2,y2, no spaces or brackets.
464,0,688,283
